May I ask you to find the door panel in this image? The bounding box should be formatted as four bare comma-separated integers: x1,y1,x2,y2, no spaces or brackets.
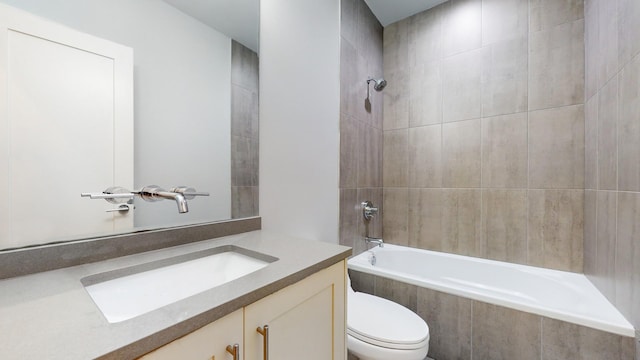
0,4,133,248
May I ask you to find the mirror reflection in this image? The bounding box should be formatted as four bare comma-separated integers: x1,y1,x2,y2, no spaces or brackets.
0,0,259,251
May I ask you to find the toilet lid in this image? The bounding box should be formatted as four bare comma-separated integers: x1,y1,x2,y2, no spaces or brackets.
348,291,429,350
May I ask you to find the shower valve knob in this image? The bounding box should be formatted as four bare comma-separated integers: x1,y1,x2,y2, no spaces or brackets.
361,201,378,221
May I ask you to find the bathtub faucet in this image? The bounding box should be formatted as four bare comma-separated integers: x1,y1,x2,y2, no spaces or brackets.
365,236,384,248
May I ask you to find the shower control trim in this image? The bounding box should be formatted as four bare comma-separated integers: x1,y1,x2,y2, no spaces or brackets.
361,200,379,221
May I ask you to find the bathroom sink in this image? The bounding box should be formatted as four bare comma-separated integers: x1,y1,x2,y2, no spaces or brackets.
82,245,277,323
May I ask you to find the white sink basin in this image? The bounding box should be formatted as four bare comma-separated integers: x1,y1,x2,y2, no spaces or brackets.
82,246,276,323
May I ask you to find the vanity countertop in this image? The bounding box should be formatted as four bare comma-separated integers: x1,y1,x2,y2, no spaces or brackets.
0,230,351,359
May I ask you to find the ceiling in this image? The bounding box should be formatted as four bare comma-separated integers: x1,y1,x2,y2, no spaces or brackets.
161,0,448,53
162,0,259,53
365,0,448,26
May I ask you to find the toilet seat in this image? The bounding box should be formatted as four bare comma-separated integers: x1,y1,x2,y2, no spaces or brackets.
348,291,429,351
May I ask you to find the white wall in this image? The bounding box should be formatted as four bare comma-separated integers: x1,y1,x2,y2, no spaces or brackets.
260,0,341,243
0,0,231,228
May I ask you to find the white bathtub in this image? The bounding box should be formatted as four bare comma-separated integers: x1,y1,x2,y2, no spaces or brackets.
348,244,635,337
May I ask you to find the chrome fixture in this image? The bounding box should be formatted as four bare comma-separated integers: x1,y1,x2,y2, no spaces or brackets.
368,77,387,91
105,204,134,213
365,236,384,248
361,200,384,247
368,250,377,266
361,201,379,221
81,185,209,214
366,77,387,102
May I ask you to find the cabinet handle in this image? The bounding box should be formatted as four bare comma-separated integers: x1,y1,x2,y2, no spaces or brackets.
256,325,269,360
225,343,240,360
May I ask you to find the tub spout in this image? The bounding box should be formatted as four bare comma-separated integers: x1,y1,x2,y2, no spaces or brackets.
365,236,384,248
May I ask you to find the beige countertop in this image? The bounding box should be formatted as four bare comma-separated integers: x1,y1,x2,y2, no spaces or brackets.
0,230,351,359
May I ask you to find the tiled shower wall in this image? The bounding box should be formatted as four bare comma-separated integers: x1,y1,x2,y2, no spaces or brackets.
382,0,586,272
339,0,384,254
583,0,640,351
231,40,259,218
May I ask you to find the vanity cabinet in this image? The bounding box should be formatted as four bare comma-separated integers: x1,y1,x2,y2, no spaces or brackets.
139,260,346,360
139,309,243,360
245,260,346,360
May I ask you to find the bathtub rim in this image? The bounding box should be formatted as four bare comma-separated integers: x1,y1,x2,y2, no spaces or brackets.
348,244,635,338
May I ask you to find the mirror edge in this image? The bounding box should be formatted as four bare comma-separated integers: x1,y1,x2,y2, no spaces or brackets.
0,217,261,279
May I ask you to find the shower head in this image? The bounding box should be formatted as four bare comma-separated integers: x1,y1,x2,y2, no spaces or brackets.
367,77,387,91
366,77,387,106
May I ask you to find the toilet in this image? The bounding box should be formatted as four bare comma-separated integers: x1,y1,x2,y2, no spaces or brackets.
347,276,430,360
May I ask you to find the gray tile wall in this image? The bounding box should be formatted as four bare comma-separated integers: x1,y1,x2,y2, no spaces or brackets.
231,41,259,218
382,0,585,272
339,0,383,254
341,0,640,353
350,270,635,360
583,0,640,349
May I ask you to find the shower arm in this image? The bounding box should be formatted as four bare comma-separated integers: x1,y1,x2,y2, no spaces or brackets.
366,77,386,100
366,78,375,99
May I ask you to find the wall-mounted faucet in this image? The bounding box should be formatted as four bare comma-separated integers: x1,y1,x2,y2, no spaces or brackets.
81,185,209,214
138,185,191,213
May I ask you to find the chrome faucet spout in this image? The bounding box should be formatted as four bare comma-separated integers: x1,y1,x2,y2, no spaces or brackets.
138,185,190,213
156,191,189,213
365,236,384,248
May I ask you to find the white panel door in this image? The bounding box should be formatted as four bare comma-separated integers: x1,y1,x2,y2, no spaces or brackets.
0,4,133,249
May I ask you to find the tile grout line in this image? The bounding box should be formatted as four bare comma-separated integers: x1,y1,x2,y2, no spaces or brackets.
407,12,413,243
378,186,589,192
539,317,543,359
473,0,482,306
478,0,484,261
594,48,600,281
526,0,532,266
614,46,620,308
470,299,474,360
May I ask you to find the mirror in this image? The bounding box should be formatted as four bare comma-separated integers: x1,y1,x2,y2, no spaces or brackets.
0,0,259,250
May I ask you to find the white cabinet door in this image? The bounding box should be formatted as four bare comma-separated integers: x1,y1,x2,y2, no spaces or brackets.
0,4,133,249
138,261,346,360
245,261,347,360
139,309,243,360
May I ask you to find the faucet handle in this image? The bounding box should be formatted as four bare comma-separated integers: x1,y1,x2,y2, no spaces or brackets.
137,185,166,202
361,200,379,221
170,186,210,200
81,186,135,204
